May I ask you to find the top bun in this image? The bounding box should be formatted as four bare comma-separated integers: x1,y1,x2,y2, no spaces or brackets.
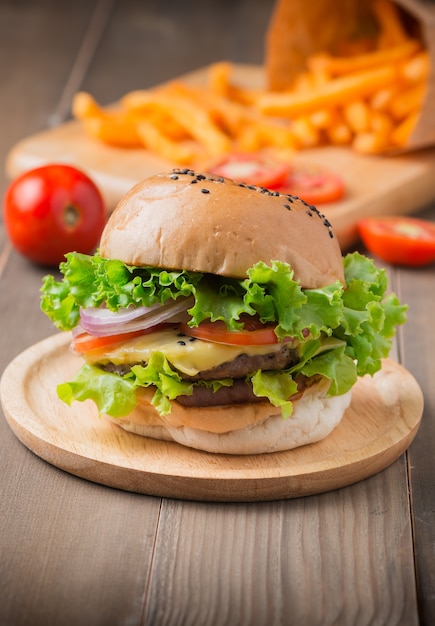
100,169,344,288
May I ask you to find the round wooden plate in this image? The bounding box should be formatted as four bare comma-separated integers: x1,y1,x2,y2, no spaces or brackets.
0,333,424,502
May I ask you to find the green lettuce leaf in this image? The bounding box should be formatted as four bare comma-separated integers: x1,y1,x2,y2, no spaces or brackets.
127,352,193,415
251,370,298,418
57,364,137,418
337,252,408,376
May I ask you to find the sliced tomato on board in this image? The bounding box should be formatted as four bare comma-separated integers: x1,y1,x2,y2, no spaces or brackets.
179,318,280,346
207,153,291,189
277,163,345,205
357,216,435,267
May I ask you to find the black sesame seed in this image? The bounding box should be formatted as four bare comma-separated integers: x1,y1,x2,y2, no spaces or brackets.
201,188,210,194
191,179,198,184
306,210,313,216
177,340,186,346
329,231,334,239
170,174,179,180
284,204,292,210
189,337,197,342
196,174,206,180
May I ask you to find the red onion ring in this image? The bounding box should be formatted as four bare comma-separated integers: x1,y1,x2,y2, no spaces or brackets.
79,296,195,337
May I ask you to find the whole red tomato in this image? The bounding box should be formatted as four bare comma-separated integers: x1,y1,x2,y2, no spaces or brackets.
3,164,106,266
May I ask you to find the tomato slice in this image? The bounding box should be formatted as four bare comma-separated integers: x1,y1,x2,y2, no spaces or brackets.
179,318,279,346
72,329,149,354
277,163,345,204
208,153,291,189
357,216,435,267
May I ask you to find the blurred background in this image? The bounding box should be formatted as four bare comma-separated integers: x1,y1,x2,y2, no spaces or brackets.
0,0,275,197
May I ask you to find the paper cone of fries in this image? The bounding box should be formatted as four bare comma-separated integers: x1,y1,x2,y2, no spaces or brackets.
265,0,435,153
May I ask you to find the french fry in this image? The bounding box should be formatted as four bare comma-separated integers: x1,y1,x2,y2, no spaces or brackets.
369,86,398,112
326,118,353,146
390,84,425,120
292,71,317,93
136,120,199,164
352,131,391,154
257,64,398,118
343,100,370,134
168,95,232,156
234,124,263,152
82,116,143,148
72,91,105,119
163,81,245,138
306,39,420,76
119,94,190,141
369,110,395,137
401,51,430,83
120,89,158,110
247,117,299,150
72,92,144,147
208,62,263,105
390,111,419,146
226,84,265,106
309,108,338,130
290,116,320,148
208,61,232,97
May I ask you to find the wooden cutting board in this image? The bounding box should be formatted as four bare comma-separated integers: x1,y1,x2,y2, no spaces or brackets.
5,64,435,250
0,333,423,502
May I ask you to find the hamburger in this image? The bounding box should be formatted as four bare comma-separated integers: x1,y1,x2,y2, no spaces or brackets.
41,168,407,455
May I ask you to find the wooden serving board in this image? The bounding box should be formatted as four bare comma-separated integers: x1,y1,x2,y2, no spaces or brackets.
0,333,423,502
5,64,435,250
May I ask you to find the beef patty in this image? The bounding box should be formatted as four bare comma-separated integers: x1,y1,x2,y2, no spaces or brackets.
180,343,299,381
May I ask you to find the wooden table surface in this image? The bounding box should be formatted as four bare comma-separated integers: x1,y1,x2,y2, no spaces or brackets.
1,1,434,624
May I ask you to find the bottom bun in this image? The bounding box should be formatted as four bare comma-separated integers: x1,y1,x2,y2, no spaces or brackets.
105,387,352,455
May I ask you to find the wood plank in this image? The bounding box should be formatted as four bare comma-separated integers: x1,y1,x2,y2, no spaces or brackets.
394,244,435,623
143,468,418,625
0,462,161,626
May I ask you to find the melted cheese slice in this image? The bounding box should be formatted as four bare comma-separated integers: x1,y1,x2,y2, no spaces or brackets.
85,326,286,376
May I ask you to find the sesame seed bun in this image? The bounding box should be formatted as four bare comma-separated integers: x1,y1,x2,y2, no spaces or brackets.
99,169,344,289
